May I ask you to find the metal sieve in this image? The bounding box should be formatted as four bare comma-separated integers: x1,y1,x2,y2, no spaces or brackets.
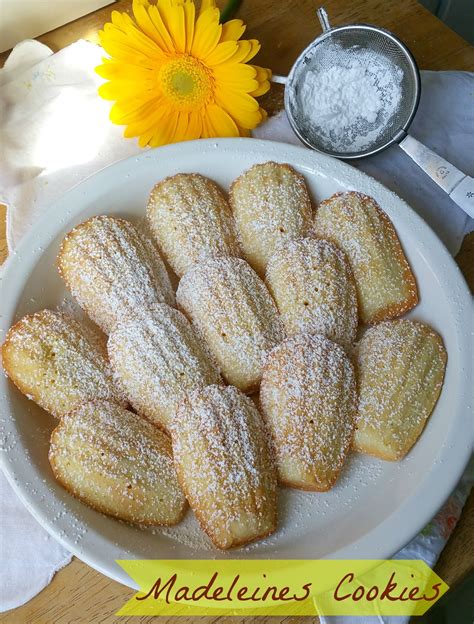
283,8,474,217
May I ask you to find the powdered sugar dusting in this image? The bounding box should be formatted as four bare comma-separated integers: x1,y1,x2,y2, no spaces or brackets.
177,256,285,392
147,173,241,278
3,158,442,556
108,304,221,430
261,333,356,491
313,191,418,323
153,451,387,554
49,400,187,526
265,236,358,349
354,320,447,459
230,162,313,276
2,310,126,418
297,44,403,153
58,216,175,334
170,385,277,549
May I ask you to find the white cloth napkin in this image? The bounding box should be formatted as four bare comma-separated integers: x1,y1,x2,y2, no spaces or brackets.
0,39,472,616
0,476,72,612
0,39,139,251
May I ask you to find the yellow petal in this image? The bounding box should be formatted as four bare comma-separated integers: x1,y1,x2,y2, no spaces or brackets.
200,114,213,138
191,7,221,58
251,65,272,82
96,61,153,82
220,19,245,42
124,105,168,137
204,40,238,66
99,80,153,100
108,16,163,57
249,79,270,97
199,0,216,15
223,39,260,65
100,23,165,62
238,126,251,137
158,2,186,53
183,0,195,53
99,29,142,62
215,86,259,111
149,111,180,146
241,39,261,63
110,10,136,31
187,110,203,139
98,81,120,100
173,111,190,142
214,63,258,91
205,104,239,137
133,0,173,51
148,4,174,52
110,97,163,124
216,89,263,129
138,126,156,147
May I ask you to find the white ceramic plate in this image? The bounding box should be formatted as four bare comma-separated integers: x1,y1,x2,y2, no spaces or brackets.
1,138,472,588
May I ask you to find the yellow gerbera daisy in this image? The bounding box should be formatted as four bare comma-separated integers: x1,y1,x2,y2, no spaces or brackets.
96,0,271,147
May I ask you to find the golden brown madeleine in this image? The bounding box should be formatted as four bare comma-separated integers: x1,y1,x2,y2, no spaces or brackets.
260,333,356,491
265,237,358,349
146,173,241,278
176,257,285,393
49,400,187,526
354,320,447,461
171,385,278,549
108,304,222,431
230,162,313,276
313,191,418,324
2,310,126,418
57,215,174,334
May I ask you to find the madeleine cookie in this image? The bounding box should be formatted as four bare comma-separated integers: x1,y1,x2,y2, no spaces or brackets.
313,192,418,324
260,333,356,491
176,257,285,393
49,400,187,526
2,310,126,418
265,237,358,349
354,320,447,460
230,162,313,276
147,173,241,278
108,304,221,431
58,216,174,334
171,385,277,549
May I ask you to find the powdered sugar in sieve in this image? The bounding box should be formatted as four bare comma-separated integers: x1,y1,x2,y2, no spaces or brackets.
296,43,404,153
284,13,421,160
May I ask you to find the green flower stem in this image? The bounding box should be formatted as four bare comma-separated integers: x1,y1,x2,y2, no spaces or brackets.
220,0,242,22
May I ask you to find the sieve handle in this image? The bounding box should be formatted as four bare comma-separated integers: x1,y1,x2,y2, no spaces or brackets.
400,135,474,219
317,7,331,32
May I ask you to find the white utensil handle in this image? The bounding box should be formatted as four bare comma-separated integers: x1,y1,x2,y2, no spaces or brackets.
400,135,474,218
449,176,474,219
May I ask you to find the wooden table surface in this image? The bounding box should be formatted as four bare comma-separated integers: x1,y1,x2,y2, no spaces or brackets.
1,1,473,622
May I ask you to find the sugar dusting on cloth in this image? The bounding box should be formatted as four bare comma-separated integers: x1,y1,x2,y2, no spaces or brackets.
299,45,403,152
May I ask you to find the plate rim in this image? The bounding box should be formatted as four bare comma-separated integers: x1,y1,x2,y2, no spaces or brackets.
1,137,472,588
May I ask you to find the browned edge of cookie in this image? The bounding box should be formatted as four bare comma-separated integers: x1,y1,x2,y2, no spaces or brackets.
2,312,63,418
229,161,314,219
316,191,419,324
172,457,277,550
49,400,187,526
353,320,447,460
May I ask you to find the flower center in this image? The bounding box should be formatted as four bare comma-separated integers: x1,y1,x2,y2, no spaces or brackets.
160,55,213,111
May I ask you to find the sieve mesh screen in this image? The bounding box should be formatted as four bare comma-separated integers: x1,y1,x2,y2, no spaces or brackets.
286,26,420,158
